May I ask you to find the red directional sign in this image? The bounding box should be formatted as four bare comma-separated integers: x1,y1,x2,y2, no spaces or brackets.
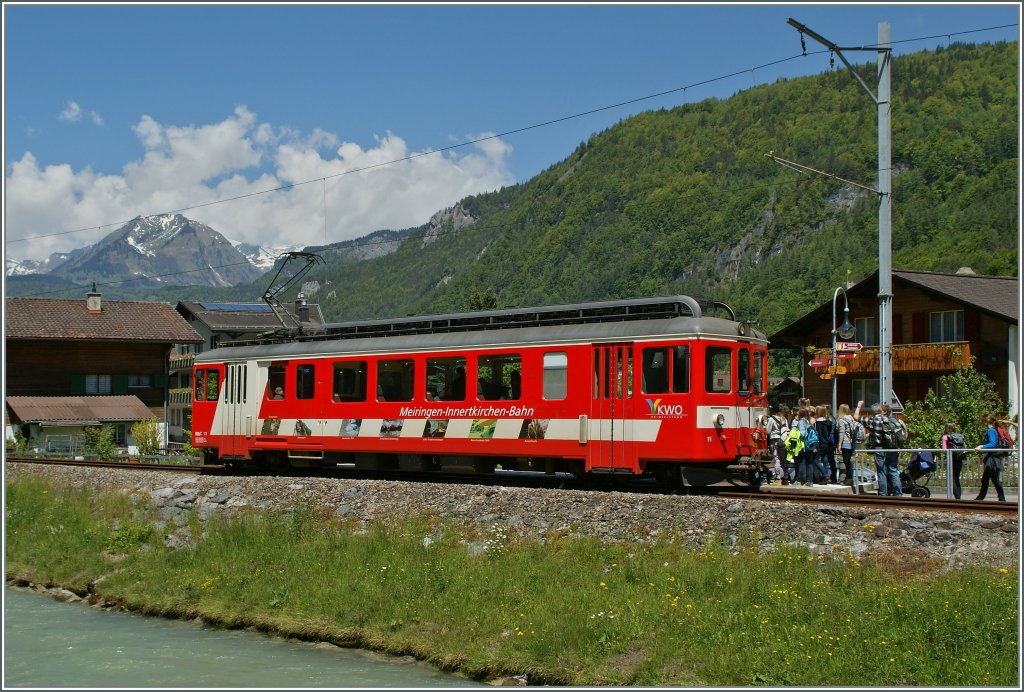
808,358,830,368
835,342,863,351
836,353,857,360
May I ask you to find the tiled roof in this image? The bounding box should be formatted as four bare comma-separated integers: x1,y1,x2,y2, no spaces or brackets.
893,270,1018,322
6,395,156,424
769,269,1018,343
176,300,325,331
5,296,203,342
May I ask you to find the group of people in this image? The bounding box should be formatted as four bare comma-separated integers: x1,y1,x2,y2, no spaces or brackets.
764,398,853,488
764,398,1017,500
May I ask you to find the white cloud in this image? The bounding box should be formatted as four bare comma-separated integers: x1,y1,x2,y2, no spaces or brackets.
58,100,104,126
5,108,516,263
58,101,82,122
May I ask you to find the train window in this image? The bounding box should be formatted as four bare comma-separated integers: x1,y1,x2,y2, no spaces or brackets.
195,370,206,401
206,370,220,401
377,359,414,402
672,346,690,393
295,364,315,400
477,354,522,400
332,361,368,402
428,357,466,401
738,349,750,395
753,351,764,395
706,347,732,393
267,365,286,399
543,352,568,400
642,349,669,394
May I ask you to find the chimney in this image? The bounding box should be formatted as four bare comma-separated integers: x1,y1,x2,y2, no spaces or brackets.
295,293,310,323
86,283,102,313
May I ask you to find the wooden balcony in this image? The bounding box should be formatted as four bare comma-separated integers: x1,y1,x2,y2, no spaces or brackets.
812,342,971,375
169,353,195,372
169,387,193,405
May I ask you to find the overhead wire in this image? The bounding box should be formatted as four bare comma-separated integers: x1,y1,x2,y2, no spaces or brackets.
6,21,1017,295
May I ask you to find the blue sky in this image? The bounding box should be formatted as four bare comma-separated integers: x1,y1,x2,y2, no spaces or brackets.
3,2,1020,265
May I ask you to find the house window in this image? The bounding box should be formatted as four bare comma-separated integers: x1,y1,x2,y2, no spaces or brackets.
929,310,964,343
851,379,879,407
855,317,876,347
128,374,152,388
85,374,112,394
113,424,127,446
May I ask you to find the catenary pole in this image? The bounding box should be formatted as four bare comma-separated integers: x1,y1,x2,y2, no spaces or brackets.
787,19,893,407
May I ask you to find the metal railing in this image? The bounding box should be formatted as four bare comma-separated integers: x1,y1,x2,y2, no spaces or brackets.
843,446,1018,492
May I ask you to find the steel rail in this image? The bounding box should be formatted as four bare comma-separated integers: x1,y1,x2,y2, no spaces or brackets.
5,456,206,473
718,490,1018,515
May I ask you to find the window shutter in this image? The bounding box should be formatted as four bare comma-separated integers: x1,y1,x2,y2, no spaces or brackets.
912,312,927,343
892,314,904,344
154,373,167,389
70,373,86,395
964,309,980,341
113,374,129,394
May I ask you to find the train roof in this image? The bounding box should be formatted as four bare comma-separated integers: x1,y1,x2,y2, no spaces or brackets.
194,295,766,363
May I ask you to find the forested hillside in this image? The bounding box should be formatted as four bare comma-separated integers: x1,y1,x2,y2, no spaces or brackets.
114,42,1024,337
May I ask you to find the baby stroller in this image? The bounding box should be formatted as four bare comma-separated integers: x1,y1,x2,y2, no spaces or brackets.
901,450,937,498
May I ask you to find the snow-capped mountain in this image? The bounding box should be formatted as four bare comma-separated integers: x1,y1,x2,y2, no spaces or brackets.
231,241,305,271
17,214,265,288
5,248,85,276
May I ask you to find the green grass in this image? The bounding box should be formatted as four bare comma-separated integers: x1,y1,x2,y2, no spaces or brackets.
5,476,1018,686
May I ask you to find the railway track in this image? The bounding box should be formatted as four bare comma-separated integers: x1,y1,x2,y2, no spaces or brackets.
5,455,203,474
7,456,1017,516
719,489,1018,515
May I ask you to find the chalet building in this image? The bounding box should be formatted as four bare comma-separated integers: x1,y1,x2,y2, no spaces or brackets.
166,298,325,441
768,269,1019,416
4,288,203,450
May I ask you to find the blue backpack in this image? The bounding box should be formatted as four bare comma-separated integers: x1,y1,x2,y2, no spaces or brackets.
803,425,820,452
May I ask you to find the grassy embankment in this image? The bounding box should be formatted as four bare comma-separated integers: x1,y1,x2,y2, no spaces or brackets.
5,475,1018,686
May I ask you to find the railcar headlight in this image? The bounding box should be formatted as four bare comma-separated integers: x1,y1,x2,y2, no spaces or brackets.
715,413,726,427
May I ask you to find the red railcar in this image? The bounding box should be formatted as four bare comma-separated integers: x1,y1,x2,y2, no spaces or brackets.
191,296,771,486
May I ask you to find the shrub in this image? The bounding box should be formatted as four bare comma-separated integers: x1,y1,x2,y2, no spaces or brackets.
903,360,1006,447
129,417,162,455
82,425,119,461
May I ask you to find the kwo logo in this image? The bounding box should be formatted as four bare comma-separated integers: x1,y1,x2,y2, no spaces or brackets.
646,398,685,417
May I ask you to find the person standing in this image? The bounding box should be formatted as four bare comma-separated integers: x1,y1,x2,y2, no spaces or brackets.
794,408,815,486
860,402,902,496
836,402,863,486
974,415,1007,502
813,405,833,484
764,404,788,484
940,422,967,500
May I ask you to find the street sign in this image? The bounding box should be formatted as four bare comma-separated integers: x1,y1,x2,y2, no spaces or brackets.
827,366,847,375
808,358,830,368
820,373,832,380
835,342,863,351
836,353,857,360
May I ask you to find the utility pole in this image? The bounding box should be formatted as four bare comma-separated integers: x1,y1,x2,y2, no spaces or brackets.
788,19,893,408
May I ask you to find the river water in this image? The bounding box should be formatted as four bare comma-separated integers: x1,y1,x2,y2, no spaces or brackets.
4,588,483,688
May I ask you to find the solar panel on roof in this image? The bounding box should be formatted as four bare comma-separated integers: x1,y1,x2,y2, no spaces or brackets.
198,302,275,312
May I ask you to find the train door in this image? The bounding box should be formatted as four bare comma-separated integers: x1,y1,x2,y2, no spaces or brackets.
220,362,252,457
589,343,636,473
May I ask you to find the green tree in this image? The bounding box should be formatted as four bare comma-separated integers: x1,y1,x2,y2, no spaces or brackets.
83,425,119,461
129,418,162,455
902,360,1006,447
467,287,499,311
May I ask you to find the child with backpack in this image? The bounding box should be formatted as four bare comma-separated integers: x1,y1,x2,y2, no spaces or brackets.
940,422,967,500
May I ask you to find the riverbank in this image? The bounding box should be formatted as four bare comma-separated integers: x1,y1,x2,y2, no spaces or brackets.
5,464,1019,686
